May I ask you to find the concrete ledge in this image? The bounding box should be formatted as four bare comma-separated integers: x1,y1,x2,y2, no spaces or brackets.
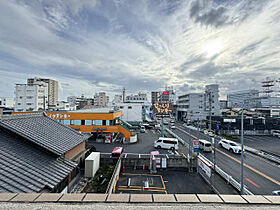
153,194,176,203
107,194,130,202
130,194,153,203
175,194,200,203
58,193,86,202
0,193,17,202
220,195,247,204
11,193,41,202
83,194,107,202
35,193,63,202
264,196,280,204
197,194,223,203
242,195,271,204
1,193,280,205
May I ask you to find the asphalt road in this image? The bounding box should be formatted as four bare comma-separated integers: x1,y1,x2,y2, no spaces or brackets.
173,123,280,195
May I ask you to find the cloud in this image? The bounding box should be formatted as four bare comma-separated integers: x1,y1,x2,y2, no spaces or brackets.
189,0,230,27
0,0,279,101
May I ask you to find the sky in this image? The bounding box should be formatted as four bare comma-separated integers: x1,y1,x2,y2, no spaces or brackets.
0,0,280,100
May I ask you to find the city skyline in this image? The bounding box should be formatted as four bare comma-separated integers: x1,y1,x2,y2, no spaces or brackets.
0,0,280,100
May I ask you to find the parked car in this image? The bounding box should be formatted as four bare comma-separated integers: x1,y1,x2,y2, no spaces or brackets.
218,139,243,154
140,126,146,133
208,131,214,137
154,137,178,151
272,190,280,195
171,125,176,129
204,130,208,135
163,121,169,125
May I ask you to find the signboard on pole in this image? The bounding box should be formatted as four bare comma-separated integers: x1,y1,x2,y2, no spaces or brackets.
224,119,236,123
193,140,199,154
216,124,219,130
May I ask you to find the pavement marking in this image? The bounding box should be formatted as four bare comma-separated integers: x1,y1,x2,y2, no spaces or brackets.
118,188,167,193
177,126,280,187
245,178,260,188
216,148,280,187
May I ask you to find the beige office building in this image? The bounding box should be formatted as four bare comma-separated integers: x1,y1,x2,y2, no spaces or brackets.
27,77,58,106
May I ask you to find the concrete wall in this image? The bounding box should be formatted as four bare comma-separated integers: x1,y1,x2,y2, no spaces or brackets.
85,152,100,178
65,141,86,160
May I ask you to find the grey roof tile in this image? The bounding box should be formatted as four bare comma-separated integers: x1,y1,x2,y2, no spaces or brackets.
0,128,77,193
0,113,88,155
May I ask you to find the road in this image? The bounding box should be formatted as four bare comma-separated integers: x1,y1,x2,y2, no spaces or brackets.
173,123,280,195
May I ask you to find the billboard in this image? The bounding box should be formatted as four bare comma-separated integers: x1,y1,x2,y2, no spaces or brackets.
153,102,172,117
161,91,170,95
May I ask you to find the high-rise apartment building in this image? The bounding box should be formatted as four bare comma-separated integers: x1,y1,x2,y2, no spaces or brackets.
151,91,159,104
94,92,109,107
27,77,58,106
14,81,48,112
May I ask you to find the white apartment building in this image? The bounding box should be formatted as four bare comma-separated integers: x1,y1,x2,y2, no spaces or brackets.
126,93,148,103
112,94,123,105
177,84,221,121
56,101,74,111
0,98,14,108
94,92,109,107
14,82,48,112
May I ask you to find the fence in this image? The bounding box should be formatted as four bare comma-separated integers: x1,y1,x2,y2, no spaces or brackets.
199,154,253,195
105,156,122,194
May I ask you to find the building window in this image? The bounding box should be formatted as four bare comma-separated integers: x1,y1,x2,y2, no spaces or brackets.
70,120,74,125
95,120,102,125
128,106,132,109
17,103,21,105
85,120,92,125
64,120,70,125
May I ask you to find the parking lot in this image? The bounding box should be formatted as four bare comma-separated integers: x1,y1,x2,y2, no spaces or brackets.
87,129,177,155
115,169,216,194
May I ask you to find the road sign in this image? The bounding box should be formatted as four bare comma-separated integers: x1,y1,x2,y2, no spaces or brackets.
194,148,199,153
193,140,199,147
216,124,219,130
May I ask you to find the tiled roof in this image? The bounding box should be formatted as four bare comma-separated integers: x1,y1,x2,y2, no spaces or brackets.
0,128,77,193
0,113,88,156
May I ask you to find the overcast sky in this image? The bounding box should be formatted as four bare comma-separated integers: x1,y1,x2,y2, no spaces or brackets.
0,0,279,100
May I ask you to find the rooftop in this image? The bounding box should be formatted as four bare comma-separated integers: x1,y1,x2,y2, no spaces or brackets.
0,113,88,156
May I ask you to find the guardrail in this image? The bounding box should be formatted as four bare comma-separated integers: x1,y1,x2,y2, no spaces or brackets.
165,128,189,149
199,154,253,195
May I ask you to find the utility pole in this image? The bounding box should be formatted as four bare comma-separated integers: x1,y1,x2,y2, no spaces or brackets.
240,108,244,194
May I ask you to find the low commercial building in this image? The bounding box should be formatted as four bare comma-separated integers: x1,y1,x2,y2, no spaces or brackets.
0,113,89,193
177,84,221,121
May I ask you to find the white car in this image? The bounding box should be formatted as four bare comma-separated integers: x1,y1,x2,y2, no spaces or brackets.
218,139,243,154
272,190,280,196
208,131,214,137
171,125,176,129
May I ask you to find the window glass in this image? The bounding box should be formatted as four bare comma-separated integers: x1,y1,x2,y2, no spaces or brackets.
64,120,70,125
95,120,102,125
70,120,74,125
73,120,81,125
85,120,92,125
106,120,110,125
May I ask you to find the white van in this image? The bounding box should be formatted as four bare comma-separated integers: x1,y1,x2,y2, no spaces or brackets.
199,139,212,152
154,137,179,151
